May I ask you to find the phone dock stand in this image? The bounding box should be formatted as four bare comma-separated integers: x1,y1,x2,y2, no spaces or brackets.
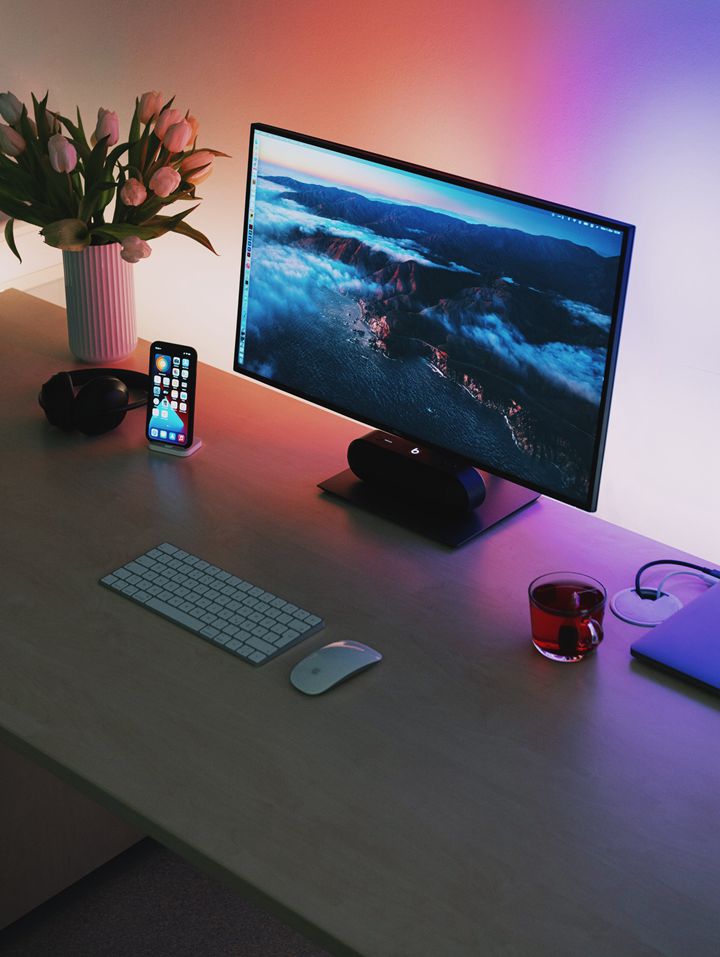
148,439,203,458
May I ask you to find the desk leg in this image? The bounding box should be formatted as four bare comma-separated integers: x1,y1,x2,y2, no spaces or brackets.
0,739,142,929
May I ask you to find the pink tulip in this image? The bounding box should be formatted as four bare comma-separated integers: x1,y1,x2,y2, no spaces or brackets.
120,177,147,206
180,149,214,184
163,120,192,153
186,114,199,143
138,90,163,125
154,107,183,141
93,107,119,146
120,236,152,263
0,123,26,157
0,91,23,125
149,166,181,197
48,133,78,173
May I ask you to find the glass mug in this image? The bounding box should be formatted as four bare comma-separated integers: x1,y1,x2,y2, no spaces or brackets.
529,572,606,662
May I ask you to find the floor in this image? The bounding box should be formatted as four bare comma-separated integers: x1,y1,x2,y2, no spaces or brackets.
0,839,332,957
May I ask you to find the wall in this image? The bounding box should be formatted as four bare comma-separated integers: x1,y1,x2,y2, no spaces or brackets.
2,0,719,561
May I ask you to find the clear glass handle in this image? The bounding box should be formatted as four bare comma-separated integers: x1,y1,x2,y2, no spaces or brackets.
585,618,603,646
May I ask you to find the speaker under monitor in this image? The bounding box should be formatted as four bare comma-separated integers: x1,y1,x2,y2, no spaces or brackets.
319,431,539,547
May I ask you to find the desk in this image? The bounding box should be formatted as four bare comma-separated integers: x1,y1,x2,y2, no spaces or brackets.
1,288,719,956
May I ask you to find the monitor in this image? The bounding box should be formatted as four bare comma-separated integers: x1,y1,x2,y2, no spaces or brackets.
234,124,634,538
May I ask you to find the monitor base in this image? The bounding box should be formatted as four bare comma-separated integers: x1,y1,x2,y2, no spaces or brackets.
318,468,539,547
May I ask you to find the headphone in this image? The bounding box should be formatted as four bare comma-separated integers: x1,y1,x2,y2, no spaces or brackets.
39,368,149,436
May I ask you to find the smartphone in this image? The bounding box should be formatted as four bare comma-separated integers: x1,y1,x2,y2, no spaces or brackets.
146,340,198,449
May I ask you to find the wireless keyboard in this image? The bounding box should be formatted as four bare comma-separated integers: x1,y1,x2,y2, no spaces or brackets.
100,543,324,665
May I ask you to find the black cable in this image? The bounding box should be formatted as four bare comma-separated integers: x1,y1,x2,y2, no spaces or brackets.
635,560,720,599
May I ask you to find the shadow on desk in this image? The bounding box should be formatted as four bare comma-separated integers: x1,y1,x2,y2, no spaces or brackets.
628,659,720,712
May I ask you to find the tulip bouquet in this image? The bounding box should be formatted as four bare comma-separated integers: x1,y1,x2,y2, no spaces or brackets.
0,90,227,264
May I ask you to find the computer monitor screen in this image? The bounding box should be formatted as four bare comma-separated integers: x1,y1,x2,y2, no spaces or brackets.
234,124,634,511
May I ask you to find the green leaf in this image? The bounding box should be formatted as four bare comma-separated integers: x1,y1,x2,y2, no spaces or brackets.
112,169,127,224
40,218,90,251
58,112,81,140
76,107,88,145
142,128,162,172
126,195,164,223
105,141,130,172
0,188,46,225
157,189,197,205
83,134,110,193
57,112,90,162
18,105,36,144
70,138,91,165
172,220,217,255
127,188,195,223
128,99,141,170
4,217,21,262
0,180,59,223
78,180,116,221
0,153,37,194
38,157,77,218
31,91,53,151
96,186,116,218
188,148,231,159
91,222,168,242
136,122,154,172
17,107,43,179
143,204,199,231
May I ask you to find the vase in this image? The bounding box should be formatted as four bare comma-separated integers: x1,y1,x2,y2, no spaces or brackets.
62,243,137,363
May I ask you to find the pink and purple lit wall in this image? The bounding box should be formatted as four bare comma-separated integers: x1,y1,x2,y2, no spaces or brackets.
3,0,719,559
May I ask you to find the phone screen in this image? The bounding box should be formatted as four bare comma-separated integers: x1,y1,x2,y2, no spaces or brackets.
146,341,197,448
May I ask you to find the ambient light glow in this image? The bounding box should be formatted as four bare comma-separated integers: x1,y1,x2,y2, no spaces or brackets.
4,0,716,557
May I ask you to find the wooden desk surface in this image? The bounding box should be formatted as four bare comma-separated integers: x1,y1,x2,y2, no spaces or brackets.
1,288,719,956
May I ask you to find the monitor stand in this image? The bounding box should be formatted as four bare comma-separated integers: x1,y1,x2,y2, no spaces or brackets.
318,431,539,548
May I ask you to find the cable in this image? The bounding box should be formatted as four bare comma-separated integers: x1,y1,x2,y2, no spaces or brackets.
655,570,719,599
634,560,720,600
611,560,720,627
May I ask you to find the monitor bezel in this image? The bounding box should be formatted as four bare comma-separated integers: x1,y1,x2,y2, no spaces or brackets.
233,122,635,512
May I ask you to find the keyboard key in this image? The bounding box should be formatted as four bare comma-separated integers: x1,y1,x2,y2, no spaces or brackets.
275,632,300,648
247,635,276,656
144,597,206,630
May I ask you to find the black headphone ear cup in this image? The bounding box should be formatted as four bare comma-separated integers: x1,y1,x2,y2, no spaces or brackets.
74,377,130,435
39,372,76,430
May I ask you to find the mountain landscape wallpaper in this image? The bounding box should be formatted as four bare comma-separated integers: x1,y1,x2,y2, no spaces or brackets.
238,131,626,505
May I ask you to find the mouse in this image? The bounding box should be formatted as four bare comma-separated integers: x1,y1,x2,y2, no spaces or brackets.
290,641,382,695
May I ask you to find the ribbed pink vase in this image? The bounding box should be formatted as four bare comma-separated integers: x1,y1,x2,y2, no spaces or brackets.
62,243,137,363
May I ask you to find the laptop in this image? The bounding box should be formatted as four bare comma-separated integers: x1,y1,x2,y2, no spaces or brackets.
630,585,720,695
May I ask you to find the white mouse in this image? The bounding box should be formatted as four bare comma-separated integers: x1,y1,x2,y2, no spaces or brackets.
290,641,382,695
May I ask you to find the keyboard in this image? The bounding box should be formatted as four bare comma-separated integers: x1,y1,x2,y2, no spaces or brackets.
100,543,324,666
